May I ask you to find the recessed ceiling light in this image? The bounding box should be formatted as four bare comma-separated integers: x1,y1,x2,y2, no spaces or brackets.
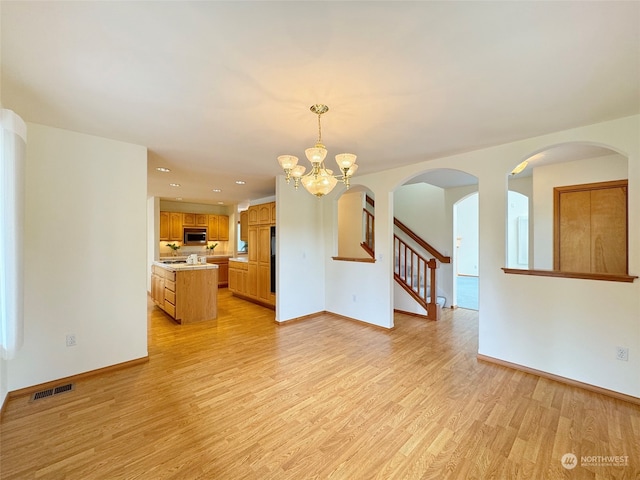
235,180,246,185
175,197,183,201
212,189,221,193
169,183,181,187
218,202,224,205
156,167,171,172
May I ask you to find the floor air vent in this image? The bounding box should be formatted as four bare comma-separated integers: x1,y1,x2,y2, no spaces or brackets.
30,383,75,402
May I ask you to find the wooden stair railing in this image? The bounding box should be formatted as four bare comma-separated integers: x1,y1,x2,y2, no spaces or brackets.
394,234,440,321
360,208,375,258
394,218,451,264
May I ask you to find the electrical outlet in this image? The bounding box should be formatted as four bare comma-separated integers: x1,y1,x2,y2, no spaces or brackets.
66,334,77,347
352,294,357,302
616,346,629,361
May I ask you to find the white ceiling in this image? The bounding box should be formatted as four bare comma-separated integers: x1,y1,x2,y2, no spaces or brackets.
2,1,639,205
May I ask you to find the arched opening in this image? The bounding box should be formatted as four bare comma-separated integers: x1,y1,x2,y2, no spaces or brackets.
336,185,375,260
453,192,479,310
507,142,629,275
393,168,478,318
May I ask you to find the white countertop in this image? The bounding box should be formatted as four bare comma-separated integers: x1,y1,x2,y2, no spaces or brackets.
229,257,248,263
153,261,219,272
159,253,233,261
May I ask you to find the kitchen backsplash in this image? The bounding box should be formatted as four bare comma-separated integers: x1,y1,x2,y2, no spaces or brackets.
160,241,230,257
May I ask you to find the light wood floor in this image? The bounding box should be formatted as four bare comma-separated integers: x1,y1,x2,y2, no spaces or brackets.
1,290,639,479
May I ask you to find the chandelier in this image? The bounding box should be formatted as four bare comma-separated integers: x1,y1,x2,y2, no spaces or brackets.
277,104,358,197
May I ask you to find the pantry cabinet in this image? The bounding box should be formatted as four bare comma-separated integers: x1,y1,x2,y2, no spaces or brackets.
236,201,275,308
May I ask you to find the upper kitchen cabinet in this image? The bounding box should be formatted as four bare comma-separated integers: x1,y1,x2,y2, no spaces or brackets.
196,214,208,227
160,212,170,241
160,209,229,242
247,202,276,226
218,215,229,240
240,211,248,242
182,213,196,226
248,206,259,226
208,214,229,241
208,215,218,240
169,212,183,241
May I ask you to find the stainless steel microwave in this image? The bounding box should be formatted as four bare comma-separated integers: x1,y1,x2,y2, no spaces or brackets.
183,228,207,245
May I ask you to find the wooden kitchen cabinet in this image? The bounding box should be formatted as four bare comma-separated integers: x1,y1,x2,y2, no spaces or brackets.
233,202,275,308
183,213,195,226
207,214,229,241
169,212,183,241
207,257,229,287
248,226,258,262
218,215,229,241
159,212,170,241
208,215,218,240
229,260,248,295
258,204,271,225
240,211,248,241
248,205,259,226
151,264,217,324
196,214,208,226
247,263,258,298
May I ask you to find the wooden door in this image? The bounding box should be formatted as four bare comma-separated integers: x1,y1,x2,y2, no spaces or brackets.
554,180,627,274
270,202,276,225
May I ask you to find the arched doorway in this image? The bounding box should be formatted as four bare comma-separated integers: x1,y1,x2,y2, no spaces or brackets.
453,192,479,310
393,168,478,317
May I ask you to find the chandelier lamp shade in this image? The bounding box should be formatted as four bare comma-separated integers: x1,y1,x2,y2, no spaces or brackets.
277,104,358,197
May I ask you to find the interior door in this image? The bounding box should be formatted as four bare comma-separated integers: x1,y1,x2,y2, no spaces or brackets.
554,180,627,274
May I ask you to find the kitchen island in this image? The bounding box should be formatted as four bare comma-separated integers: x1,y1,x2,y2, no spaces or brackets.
159,254,231,287
151,261,218,324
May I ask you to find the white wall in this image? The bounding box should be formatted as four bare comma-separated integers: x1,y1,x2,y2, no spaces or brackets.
310,115,640,398
7,124,148,390
276,176,326,322
324,185,394,328
337,190,365,258
532,154,628,269
147,196,159,292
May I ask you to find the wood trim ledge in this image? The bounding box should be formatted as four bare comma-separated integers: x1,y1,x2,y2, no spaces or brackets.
502,267,637,283
331,256,376,263
477,354,640,406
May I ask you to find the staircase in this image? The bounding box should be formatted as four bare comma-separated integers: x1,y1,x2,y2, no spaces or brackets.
393,218,450,321
361,196,449,321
